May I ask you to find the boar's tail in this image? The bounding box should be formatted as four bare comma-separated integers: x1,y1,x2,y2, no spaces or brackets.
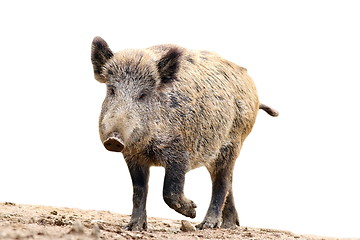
259,103,279,117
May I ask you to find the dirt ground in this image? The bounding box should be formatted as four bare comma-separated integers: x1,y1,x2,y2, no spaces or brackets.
0,202,357,240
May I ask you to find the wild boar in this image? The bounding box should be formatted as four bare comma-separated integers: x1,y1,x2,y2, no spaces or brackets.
91,36,278,231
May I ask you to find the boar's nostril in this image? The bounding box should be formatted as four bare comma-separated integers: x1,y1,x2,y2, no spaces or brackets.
103,134,124,152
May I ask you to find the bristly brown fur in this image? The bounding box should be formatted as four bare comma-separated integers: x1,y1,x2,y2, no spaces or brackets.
90,36,278,231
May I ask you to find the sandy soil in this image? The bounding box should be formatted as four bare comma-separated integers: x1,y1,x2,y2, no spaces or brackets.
0,202,357,240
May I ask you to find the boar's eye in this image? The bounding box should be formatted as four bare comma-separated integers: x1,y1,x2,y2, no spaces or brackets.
138,92,148,101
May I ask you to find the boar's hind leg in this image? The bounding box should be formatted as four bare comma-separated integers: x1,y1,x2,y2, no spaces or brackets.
221,188,240,228
197,144,239,229
163,156,197,218
125,159,150,231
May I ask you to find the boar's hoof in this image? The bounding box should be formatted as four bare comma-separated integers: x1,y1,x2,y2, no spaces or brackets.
103,133,124,152
196,217,221,230
164,196,197,218
126,218,147,231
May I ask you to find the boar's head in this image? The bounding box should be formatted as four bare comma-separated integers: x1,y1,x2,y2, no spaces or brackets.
91,37,182,153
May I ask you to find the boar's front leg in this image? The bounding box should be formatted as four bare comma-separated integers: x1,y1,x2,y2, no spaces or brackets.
162,153,197,218
125,158,149,231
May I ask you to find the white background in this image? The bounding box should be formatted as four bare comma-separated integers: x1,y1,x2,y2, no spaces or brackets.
0,0,359,238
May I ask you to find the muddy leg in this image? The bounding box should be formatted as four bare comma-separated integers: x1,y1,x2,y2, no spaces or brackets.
221,189,240,228
125,159,149,231
196,167,231,229
196,144,239,229
163,160,197,218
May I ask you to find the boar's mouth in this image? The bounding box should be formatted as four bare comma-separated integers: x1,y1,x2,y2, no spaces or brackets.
103,133,124,152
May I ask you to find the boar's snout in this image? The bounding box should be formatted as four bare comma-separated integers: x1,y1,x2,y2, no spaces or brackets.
103,132,124,152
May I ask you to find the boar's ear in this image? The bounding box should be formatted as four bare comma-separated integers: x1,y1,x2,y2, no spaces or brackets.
91,36,113,83
157,47,182,84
